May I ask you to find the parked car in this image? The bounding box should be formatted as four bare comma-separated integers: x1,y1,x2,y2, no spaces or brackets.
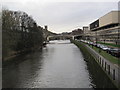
90,42,94,45
106,48,113,54
99,45,105,49
107,48,120,57
84,40,88,43
96,44,110,51
102,46,110,51
87,41,92,45
96,44,102,48
92,43,97,47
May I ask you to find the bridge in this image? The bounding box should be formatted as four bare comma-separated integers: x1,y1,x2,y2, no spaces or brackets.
46,34,83,41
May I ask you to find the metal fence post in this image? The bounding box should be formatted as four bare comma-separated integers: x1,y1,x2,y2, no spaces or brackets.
108,65,110,75
113,69,115,80
100,59,101,65
102,60,104,67
105,62,106,71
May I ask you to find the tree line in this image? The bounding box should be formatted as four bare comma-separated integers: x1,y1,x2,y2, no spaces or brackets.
2,9,44,60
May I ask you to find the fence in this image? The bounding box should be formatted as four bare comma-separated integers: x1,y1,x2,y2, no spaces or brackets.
85,44,120,88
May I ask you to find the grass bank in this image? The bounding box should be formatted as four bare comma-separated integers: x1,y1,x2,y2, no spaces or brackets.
71,39,118,88
89,45,120,65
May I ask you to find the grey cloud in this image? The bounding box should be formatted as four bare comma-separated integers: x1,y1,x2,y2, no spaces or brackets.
2,1,118,33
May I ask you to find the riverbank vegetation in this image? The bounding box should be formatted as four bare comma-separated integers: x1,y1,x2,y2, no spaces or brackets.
71,39,118,88
2,9,44,61
89,45,120,65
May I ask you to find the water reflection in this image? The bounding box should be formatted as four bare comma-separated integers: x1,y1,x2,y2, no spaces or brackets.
3,40,95,88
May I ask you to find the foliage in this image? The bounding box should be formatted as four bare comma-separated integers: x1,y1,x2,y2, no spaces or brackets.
2,9,44,60
89,45,120,65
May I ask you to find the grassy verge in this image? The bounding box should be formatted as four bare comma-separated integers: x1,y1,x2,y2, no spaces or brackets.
72,40,120,65
89,45,120,65
97,41,120,48
71,39,119,88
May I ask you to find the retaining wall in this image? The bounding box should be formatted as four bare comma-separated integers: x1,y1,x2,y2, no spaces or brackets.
71,40,119,89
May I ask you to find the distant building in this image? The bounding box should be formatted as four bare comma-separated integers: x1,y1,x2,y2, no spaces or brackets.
83,26,89,34
89,11,120,44
83,26,91,40
90,20,99,30
71,28,83,35
62,32,71,35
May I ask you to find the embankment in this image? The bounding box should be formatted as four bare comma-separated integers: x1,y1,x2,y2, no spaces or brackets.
71,39,119,89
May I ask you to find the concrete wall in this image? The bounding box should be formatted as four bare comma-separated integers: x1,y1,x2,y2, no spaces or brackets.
112,11,119,23
99,11,120,27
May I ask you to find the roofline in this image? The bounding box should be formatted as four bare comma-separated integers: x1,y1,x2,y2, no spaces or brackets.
89,10,120,25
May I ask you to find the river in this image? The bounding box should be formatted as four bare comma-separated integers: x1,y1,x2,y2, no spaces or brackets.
3,40,95,88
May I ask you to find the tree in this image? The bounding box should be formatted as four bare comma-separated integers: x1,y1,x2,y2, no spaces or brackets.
2,9,44,60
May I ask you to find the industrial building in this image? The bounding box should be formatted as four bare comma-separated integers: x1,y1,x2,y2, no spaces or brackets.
88,11,120,45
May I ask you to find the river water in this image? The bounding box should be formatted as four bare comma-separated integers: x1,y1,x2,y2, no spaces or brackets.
3,40,95,88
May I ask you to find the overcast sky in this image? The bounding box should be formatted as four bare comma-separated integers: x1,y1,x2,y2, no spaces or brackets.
1,0,119,33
